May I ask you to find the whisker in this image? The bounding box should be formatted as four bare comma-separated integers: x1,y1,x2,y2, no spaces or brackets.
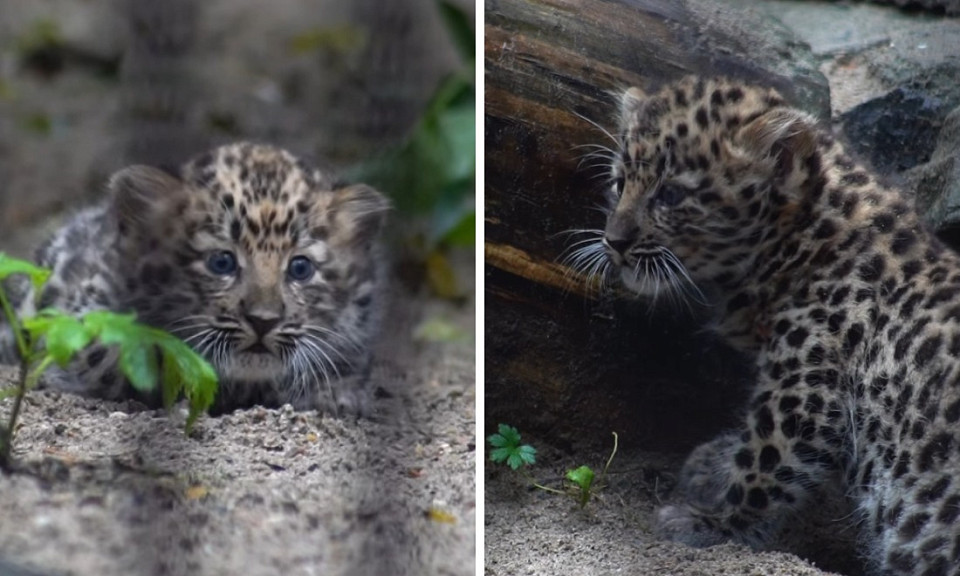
572,110,618,146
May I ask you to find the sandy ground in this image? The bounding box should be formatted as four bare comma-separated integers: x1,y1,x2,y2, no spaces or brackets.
484,437,856,576
0,268,476,576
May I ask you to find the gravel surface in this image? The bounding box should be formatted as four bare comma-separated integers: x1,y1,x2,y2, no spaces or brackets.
0,276,476,576
484,439,849,576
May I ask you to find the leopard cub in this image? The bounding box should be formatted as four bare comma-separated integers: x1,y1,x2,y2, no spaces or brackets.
585,76,960,575
1,142,389,417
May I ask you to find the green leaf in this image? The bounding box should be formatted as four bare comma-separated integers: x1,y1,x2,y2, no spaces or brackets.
83,311,139,345
85,311,161,391
161,348,181,410
40,315,92,366
433,205,475,248
118,338,159,392
81,311,218,426
487,433,508,448
0,253,51,293
426,71,473,118
22,309,85,365
436,104,475,183
490,446,512,464
150,329,218,429
497,423,521,445
566,465,595,508
21,310,58,341
351,75,474,216
436,0,474,64
517,444,537,467
487,424,536,470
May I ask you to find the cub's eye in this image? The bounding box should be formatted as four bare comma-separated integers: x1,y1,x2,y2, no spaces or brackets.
287,256,315,281
206,251,238,275
614,173,626,197
654,183,686,207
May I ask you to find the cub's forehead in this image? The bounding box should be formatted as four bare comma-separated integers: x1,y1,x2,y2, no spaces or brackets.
181,142,334,205
621,77,783,140
179,143,337,252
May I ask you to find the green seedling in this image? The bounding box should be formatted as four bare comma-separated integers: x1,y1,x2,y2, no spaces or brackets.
565,432,618,508
488,423,619,507
0,253,218,471
488,423,537,470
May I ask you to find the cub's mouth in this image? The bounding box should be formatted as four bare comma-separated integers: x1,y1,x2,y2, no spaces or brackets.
244,342,272,355
607,247,707,306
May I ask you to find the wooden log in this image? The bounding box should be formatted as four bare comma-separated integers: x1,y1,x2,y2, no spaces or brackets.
483,0,831,447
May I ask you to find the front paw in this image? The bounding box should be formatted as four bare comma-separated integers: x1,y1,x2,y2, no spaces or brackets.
312,379,373,419
655,504,729,548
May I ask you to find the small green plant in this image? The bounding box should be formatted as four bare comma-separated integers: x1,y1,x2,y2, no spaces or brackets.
0,253,218,471
488,423,537,470
487,423,619,508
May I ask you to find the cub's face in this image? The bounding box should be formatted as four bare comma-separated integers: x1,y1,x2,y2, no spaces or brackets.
111,143,388,394
602,77,818,299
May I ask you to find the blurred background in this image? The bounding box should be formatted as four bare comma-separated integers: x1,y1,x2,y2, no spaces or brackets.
0,0,475,304
0,4,476,574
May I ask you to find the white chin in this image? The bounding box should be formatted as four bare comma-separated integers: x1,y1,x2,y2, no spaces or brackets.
219,353,286,381
618,267,663,297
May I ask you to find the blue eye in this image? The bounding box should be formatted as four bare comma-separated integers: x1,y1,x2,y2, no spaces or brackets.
287,256,315,281
206,251,238,275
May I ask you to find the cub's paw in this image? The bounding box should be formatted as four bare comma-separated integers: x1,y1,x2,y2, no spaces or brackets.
655,504,729,548
312,375,373,419
675,432,741,511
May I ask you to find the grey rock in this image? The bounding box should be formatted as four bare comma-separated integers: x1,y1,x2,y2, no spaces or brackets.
907,106,960,233
873,0,960,15
841,85,947,174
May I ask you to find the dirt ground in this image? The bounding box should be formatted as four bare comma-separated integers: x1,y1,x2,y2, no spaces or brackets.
0,267,476,576
484,437,856,576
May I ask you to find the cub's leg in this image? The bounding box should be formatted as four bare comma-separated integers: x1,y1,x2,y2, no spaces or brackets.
656,375,846,549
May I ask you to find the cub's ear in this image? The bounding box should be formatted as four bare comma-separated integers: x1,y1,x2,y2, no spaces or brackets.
329,183,390,246
109,165,186,227
736,108,818,177
619,87,668,135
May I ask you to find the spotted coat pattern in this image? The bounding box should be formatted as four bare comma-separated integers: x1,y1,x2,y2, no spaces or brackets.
1,142,389,416
598,77,960,575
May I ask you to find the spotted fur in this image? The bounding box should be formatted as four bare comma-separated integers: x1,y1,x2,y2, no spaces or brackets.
1,142,389,417
580,76,960,575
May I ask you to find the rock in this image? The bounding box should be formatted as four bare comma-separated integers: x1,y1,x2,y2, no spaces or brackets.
907,106,960,234
840,85,947,174
748,0,960,235
873,0,960,15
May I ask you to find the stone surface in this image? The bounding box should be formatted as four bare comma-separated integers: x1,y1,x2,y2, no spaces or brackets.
908,106,960,235
751,0,960,231
841,85,949,174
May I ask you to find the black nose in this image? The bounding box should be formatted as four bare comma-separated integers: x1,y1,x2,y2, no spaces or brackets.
604,236,633,255
245,313,281,337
